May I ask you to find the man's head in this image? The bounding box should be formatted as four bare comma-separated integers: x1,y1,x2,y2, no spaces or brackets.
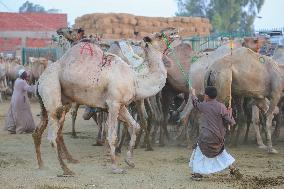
77,28,85,40
204,86,217,100
18,69,28,80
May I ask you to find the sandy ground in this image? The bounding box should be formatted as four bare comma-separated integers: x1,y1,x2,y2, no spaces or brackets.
1,100,284,189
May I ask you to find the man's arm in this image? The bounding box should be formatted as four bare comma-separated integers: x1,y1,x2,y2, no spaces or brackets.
191,88,206,112
221,105,236,126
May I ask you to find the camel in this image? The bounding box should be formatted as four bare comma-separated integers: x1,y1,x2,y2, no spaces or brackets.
27,57,50,85
69,31,180,150
178,40,240,128
2,59,31,91
246,64,284,148
242,36,268,53
273,47,284,64
32,29,177,175
205,47,284,153
177,38,272,145
244,98,280,148
0,63,8,102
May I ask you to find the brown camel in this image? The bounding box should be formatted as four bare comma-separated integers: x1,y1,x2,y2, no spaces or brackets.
205,47,284,153
32,29,177,175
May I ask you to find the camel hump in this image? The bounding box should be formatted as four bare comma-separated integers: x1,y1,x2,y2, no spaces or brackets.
75,42,104,58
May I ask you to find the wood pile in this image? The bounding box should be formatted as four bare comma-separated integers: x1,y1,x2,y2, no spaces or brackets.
75,13,211,40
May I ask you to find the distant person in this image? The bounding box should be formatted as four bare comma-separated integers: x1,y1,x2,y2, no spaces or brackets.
77,28,85,41
5,69,36,134
189,86,242,181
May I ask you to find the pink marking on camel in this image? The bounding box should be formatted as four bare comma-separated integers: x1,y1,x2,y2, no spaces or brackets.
80,43,94,56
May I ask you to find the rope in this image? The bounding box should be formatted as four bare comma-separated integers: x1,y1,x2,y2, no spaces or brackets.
162,33,192,87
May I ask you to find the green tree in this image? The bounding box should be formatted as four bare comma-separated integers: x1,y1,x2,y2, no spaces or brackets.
176,0,265,33
19,1,61,13
176,0,208,17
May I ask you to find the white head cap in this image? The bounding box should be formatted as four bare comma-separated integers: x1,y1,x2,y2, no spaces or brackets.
18,69,26,77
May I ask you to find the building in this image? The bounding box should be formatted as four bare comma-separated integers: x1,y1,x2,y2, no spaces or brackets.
0,12,67,53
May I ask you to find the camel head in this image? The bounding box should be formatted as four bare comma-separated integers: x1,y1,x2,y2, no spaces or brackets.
242,37,268,52
56,27,77,43
142,27,179,53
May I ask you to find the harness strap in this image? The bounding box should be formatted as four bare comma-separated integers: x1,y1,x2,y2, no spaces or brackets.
162,32,192,87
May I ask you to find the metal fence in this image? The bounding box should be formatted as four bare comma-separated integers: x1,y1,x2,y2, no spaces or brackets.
183,31,255,51
256,27,284,33
21,47,65,65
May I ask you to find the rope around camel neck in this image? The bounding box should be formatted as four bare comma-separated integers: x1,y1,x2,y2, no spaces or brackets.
162,33,192,87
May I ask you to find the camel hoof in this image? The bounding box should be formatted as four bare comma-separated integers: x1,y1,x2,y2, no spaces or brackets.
145,146,154,151
71,135,78,139
159,143,165,147
38,164,45,170
258,145,267,150
268,148,278,154
92,142,104,146
58,170,75,177
124,158,135,168
67,158,79,164
112,168,126,174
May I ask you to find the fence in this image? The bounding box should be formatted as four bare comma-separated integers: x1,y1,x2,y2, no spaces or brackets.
21,47,64,65
256,27,284,33
183,31,255,51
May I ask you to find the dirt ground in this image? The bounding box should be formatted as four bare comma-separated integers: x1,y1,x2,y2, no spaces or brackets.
1,101,284,189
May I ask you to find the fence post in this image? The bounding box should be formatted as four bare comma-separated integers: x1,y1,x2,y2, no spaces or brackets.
21,48,26,65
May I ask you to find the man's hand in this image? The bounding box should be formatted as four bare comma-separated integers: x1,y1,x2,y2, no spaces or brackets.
227,107,233,118
190,87,196,96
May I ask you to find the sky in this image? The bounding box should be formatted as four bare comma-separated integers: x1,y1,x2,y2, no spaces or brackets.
0,0,283,30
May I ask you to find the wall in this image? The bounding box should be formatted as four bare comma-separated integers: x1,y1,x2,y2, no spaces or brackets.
0,12,67,52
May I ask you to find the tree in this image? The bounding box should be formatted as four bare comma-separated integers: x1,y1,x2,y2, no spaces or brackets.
19,1,61,13
175,0,265,33
176,0,208,17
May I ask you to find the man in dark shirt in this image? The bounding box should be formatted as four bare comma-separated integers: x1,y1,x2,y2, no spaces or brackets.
189,86,242,180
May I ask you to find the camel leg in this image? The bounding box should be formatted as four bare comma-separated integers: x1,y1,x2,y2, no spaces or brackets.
157,92,170,142
265,93,281,154
251,105,266,149
59,132,79,164
136,100,153,151
106,102,125,174
232,97,246,147
93,113,104,146
70,103,80,138
50,109,75,176
272,113,281,142
265,113,278,154
243,119,251,144
32,105,48,169
145,98,158,144
176,95,193,141
119,106,140,168
116,124,127,154
243,99,252,144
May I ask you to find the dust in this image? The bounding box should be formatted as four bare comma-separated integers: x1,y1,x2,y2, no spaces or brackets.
232,175,284,189
0,101,284,189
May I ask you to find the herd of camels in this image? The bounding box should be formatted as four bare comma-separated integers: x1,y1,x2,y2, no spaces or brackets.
1,27,284,176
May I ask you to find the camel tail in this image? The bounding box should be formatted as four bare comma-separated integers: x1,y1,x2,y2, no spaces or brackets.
205,70,214,87
36,82,47,117
205,68,233,108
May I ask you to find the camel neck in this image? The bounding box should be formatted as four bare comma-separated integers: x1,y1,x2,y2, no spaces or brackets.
134,45,167,99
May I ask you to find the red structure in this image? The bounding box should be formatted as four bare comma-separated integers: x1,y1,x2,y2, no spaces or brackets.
0,12,67,52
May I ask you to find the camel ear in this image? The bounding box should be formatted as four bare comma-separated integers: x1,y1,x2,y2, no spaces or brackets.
143,36,152,43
